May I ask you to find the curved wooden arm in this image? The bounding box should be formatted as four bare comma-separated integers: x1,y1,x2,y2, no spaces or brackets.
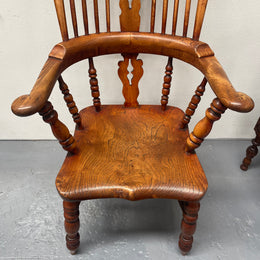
11,57,63,117
55,33,253,113
197,56,254,112
12,32,253,116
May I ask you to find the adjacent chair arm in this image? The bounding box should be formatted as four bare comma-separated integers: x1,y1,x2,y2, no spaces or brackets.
11,57,63,117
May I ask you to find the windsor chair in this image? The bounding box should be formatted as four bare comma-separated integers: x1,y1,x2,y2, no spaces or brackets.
12,0,254,255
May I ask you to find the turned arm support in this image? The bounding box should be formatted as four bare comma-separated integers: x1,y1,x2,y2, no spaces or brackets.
186,98,227,152
39,101,77,154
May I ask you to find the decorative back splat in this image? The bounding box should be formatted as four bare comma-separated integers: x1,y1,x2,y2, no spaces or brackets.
118,0,142,107
119,0,141,32
118,54,143,107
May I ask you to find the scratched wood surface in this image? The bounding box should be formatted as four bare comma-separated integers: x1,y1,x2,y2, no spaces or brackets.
56,105,208,202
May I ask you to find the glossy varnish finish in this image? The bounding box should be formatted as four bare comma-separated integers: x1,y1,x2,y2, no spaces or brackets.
56,105,208,202
11,0,254,256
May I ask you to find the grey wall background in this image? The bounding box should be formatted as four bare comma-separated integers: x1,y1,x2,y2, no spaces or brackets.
1,0,260,139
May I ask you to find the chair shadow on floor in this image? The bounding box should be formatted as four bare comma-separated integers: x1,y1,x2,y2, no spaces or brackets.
78,198,182,253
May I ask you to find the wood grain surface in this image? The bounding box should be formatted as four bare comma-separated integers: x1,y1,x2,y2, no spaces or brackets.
56,105,208,202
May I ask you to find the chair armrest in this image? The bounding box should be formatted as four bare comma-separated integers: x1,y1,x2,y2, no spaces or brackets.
11,57,63,117
198,56,254,112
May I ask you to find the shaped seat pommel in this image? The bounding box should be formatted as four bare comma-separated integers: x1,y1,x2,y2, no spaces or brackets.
12,32,253,118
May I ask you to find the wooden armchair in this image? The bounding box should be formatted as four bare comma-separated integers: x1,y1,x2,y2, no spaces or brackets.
12,0,254,255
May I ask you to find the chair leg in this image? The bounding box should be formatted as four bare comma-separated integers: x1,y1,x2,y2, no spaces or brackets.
178,201,200,255
63,201,80,255
240,141,259,171
241,117,260,171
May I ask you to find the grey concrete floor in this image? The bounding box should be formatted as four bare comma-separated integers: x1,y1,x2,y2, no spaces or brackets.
0,140,260,260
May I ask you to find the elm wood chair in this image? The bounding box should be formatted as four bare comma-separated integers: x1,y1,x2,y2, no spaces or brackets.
11,0,254,255
241,117,260,171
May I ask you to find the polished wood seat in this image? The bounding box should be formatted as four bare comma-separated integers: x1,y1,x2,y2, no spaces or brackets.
56,105,207,201
11,0,254,256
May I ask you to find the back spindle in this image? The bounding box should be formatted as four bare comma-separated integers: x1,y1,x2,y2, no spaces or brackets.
150,0,156,33
69,0,79,37
161,0,169,34
172,0,179,35
54,0,69,41
193,0,208,40
82,0,89,35
105,0,111,32
183,0,191,37
93,0,100,33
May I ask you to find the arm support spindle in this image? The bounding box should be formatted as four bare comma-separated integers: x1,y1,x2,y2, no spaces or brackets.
58,76,82,128
181,77,207,128
186,98,227,152
39,101,77,154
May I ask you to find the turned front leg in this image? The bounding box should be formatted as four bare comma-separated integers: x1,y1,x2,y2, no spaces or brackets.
186,98,227,152
63,201,80,255
178,201,200,255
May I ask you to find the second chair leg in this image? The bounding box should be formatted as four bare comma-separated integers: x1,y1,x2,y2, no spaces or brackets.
241,117,260,171
178,201,200,255
63,200,80,255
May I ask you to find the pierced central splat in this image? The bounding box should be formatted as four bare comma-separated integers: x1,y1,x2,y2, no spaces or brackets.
119,0,142,107
118,54,143,107
119,0,141,32
128,0,133,8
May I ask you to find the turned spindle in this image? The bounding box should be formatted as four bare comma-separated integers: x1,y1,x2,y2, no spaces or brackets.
63,201,80,255
39,101,77,153
178,201,200,255
88,58,101,112
161,57,173,111
186,98,227,152
241,117,260,171
181,77,207,128
58,76,82,128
